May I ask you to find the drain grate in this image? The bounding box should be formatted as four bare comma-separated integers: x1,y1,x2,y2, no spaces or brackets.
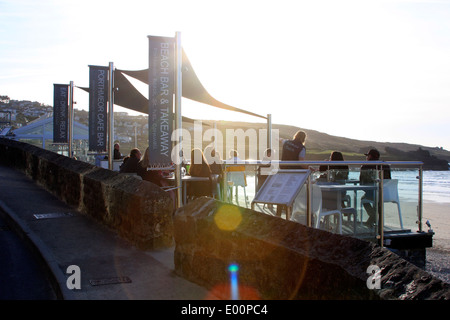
89,276,132,286
33,212,74,220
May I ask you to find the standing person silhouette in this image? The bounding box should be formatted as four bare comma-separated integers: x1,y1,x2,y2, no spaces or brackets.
113,143,123,160
280,130,307,169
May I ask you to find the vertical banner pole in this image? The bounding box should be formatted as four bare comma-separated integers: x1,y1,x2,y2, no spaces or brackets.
418,165,423,232
267,114,272,151
175,32,183,208
68,81,74,158
108,62,115,170
42,122,46,148
213,121,218,151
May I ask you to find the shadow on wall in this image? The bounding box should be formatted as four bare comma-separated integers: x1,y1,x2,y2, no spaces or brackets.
0,138,174,250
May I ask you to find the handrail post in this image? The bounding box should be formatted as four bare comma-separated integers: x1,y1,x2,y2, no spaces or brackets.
418,165,423,232
267,114,272,150
222,164,228,201
306,174,312,227
174,32,183,208
378,168,384,247
68,81,74,158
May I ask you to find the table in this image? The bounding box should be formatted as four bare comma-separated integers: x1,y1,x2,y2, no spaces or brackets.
317,183,378,233
165,174,219,205
317,184,377,201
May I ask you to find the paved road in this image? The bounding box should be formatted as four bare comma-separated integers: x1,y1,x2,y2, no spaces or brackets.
0,213,57,300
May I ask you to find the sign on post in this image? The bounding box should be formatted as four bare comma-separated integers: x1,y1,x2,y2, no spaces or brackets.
148,36,175,167
88,65,109,152
253,170,310,206
53,84,69,143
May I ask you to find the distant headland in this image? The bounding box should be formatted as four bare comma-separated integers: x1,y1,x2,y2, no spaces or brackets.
209,121,450,171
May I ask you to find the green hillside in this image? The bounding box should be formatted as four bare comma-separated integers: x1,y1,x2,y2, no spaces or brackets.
202,120,449,170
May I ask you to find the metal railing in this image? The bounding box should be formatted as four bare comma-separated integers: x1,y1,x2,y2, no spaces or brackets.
221,160,424,246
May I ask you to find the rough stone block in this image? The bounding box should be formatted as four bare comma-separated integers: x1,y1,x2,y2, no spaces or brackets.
174,197,450,300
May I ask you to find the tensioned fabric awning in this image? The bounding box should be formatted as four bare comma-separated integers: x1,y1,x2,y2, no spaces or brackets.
76,82,199,124
77,49,266,121
116,49,267,120
76,72,148,114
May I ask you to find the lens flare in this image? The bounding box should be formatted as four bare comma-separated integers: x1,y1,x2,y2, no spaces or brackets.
214,204,242,231
228,264,239,273
229,263,239,300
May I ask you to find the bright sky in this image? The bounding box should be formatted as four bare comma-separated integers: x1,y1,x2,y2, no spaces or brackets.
1,0,450,150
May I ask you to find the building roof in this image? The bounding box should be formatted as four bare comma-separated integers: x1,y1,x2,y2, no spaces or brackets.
11,113,88,141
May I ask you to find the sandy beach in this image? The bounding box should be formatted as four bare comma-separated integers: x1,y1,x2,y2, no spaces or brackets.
423,201,450,250
422,201,450,284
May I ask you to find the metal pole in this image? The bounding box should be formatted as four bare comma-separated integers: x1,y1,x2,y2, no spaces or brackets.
175,32,183,208
222,167,228,201
108,62,114,170
68,81,74,158
213,121,217,151
418,165,423,232
267,114,272,151
307,175,312,227
378,169,384,247
42,122,46,149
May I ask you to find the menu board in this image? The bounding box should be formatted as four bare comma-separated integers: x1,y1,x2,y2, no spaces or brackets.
253,170,310,206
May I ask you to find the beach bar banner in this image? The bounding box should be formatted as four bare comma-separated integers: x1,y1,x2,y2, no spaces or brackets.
53,84,69,143
148,35,175,167
88,65,109,151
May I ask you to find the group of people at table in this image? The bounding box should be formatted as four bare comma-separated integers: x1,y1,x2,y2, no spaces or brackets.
116,143,230,206
277,130,391,227
113,129,390,226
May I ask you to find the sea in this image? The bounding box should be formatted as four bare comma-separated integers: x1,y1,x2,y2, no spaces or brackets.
421,170,450,204
350,169,450,204
242,168,450,205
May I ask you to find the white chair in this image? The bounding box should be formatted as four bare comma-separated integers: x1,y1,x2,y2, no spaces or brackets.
360,179,403,229
290,184,344,234
227,171,248,207
113,160,123,171
226,167,248,208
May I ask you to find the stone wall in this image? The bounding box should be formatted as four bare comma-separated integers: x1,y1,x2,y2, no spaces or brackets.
2,138,449,299
174,197,450,300
0,138,173,250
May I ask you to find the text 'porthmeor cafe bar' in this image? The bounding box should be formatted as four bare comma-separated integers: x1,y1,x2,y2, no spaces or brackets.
88,65,108,152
